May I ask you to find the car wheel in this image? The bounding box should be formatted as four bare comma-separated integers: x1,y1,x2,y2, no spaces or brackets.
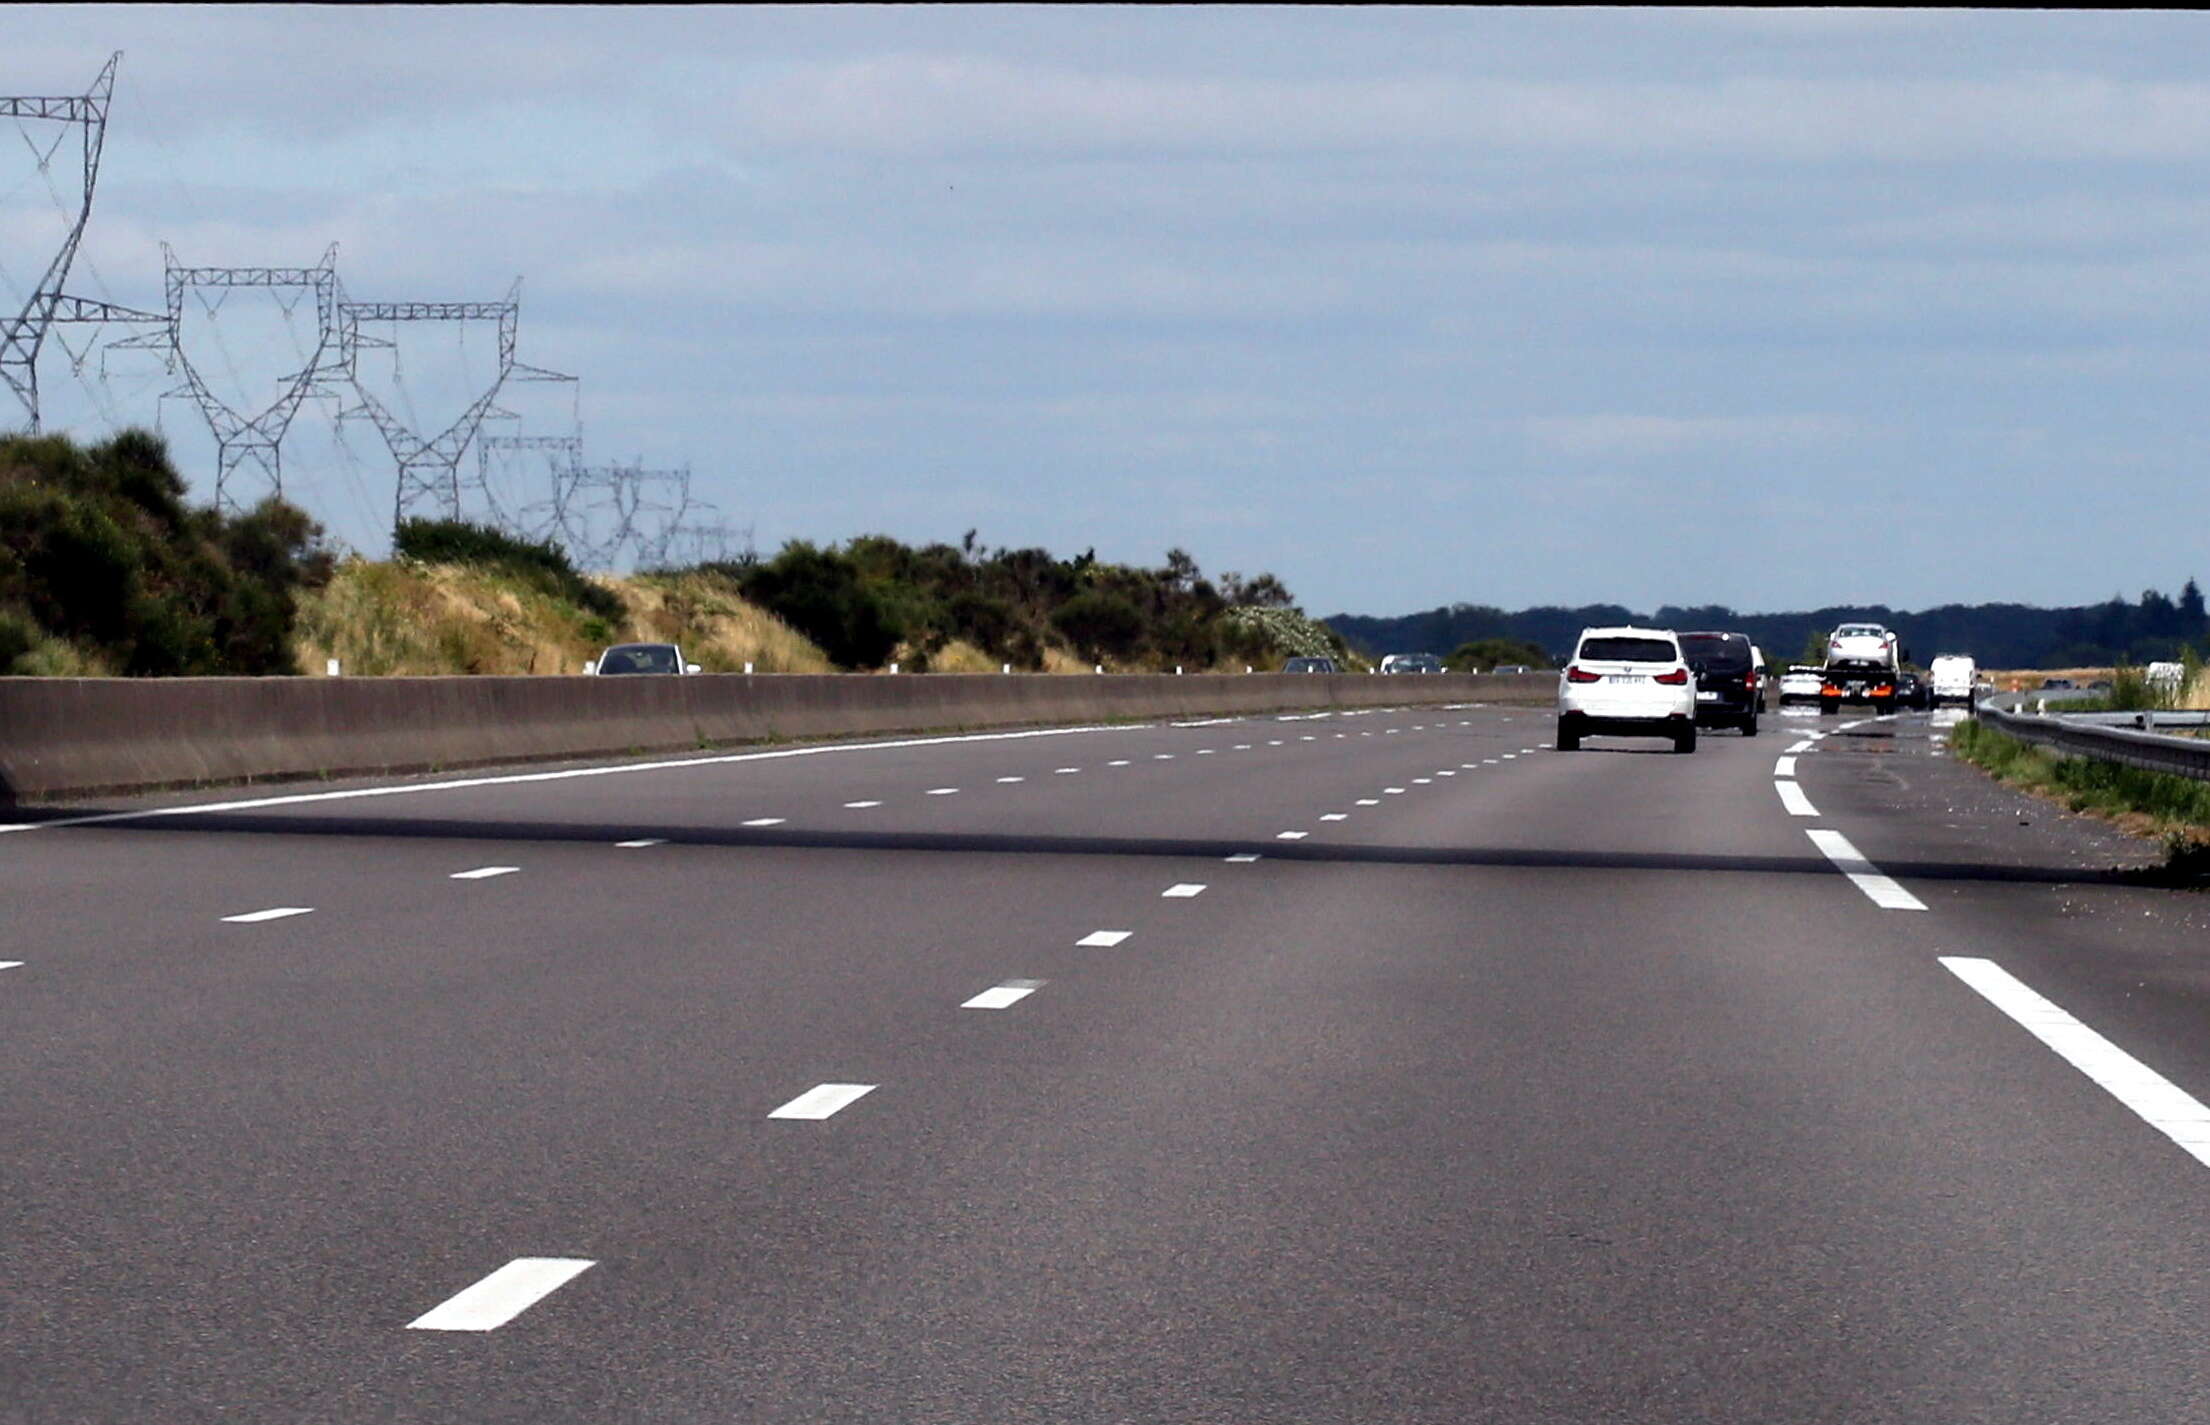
1819,699,1838,716
1741,714,1758,737
1673,725,1697,754
1556,719,1580,752
1873,699,1894,715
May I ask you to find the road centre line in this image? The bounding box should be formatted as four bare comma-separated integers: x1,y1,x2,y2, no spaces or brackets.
0,722,1155,838
1774,756,1797,777
769,1083,877,1120
1077,930,1132,947
962,980,1045,1010
408,1258,595,1332
615,838,666,848
1162,883,1207,898
1805,829,1927,911
1941,956,2210,1170
221,907,315,923
450,866,519,880
1775,780,1819,817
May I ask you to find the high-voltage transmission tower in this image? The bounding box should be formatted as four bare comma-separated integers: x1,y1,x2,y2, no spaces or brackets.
106,243,341,513
0,52,161,432
331,282,573,531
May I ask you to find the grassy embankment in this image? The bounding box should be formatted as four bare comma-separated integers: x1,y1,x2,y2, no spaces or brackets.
292,559,837,676
1949,717,2210,868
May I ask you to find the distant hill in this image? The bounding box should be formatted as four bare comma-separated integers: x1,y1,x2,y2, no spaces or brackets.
1326,587,2210,670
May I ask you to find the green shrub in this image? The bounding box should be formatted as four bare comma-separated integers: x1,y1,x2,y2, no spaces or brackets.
0,429,329,675
393,518,621,623
737,541,903,670
1051,590,1146,663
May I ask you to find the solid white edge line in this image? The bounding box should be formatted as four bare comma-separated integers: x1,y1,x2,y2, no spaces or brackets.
221,907,316,923
1775,780,1820,817
1941,956,2210,1169
407,1258,596,1332
0,721,1162,838
768,1083,877,1120
1805,828,1926,911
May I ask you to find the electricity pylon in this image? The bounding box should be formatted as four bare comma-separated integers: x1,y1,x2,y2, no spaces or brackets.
0,52,161,432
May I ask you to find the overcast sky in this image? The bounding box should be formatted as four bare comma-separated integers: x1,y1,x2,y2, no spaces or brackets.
7,6,2210,617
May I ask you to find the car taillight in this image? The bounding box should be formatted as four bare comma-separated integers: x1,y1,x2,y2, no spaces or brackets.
1566,665,1601,683
1654,668,1688,685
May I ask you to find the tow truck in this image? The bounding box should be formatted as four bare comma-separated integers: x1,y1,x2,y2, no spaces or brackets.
1819,622,1903,716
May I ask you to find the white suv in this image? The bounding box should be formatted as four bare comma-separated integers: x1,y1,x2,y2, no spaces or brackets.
1556,626,1698,753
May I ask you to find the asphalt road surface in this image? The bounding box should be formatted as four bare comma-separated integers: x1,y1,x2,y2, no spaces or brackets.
8,701,2210,1423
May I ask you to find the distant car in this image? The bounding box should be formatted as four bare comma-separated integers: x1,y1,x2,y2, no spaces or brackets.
1489,664,1533,675
1282,656,1340,674
593,642,701,675
2040,676,2075,690
1379,653,1444,675
1779,665,1825,705
1556,626,1697,753
1928,653,1978,705
1827,622,1901,671
1893,671,1932,710
1679,630,1760,736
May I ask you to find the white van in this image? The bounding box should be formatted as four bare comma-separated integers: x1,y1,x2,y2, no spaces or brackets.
1928,654,1977,705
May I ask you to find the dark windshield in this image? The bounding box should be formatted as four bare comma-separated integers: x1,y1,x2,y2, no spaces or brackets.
599,645,679,674
1679,633,1752,671
1578,637,1675,663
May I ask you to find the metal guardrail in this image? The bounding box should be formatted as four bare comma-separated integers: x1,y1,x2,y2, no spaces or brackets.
1974,693,2210,782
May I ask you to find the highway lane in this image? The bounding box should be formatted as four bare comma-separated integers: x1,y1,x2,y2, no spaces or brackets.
8,700,2210,1420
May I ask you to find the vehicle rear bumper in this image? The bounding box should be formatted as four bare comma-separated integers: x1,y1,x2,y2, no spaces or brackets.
1559,710,1692,738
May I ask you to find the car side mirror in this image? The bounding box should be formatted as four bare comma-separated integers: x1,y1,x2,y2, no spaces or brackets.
686,663,702,675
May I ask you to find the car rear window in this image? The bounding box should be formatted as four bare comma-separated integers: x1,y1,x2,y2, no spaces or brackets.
1679,633,1751,670
1577,636,1676,663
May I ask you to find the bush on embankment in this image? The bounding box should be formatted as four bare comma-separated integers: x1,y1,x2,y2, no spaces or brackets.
1950,717,2210,847
0,429,332,676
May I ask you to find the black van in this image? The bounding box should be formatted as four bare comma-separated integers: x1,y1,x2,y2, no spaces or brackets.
1679,631,1760,736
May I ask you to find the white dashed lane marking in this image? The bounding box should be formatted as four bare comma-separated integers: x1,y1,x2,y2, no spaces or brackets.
221,907,315,924
741,817,785,827
842,801,882,809
1224,853,1261,863
450,867,519,881
1785,739,1816,754
1356,799,1380,806
1054,767,1080,774
927,788,959,796
1162,883,1207,898
615,839,666,849
408,1258,596,1333
1108,760,1132,767
1320,813,1348,822
996,776,1025,783
1384,788,1406,795
0,961,24,970
1775,781,1819,817
1943,956,2210,1170
1413,777,1432,784
1276,831,1309,841
769,1083,878,1120
1773,756,1797,777
1806,829,1926,911
1077,930,1133,947
963,980,1045,1010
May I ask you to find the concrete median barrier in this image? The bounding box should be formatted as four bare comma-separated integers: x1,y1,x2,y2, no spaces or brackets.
0,671,1560,802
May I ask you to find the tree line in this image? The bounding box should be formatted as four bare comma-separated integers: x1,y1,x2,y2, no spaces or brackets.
1329,585,2210,671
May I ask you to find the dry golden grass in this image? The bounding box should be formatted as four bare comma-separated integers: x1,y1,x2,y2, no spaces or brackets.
1981,667,2114,692
292,559,832,676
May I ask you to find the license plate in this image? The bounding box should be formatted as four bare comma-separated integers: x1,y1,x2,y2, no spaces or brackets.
1696,691,1719,701
1605,675,1642,684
